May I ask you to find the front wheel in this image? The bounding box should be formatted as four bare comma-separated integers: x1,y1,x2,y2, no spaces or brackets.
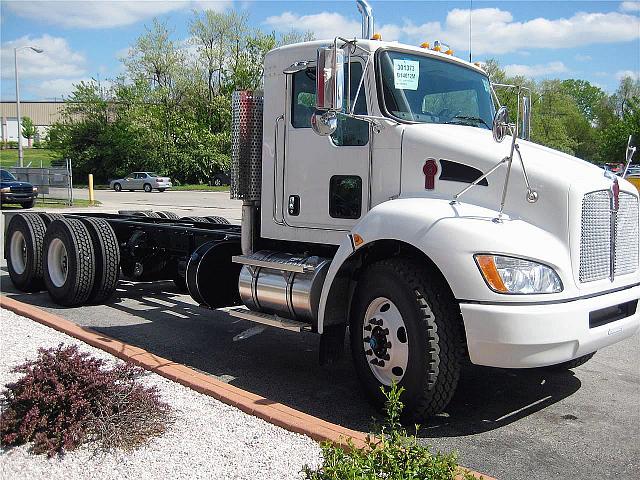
21,199,35,209
158,188,166,192
113,183,122,192
350,257,465,422
143,183,152,193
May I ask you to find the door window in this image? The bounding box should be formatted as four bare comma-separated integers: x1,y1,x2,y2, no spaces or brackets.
329,175,362,219
291,62,369,146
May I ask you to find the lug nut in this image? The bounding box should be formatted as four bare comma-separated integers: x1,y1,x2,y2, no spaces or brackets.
382,328,389,335
378,360,385,367
370,359,379,365
365,349,373,356
363,336,371,342
364,325,372,331
386,342,392,348
384,354,390,361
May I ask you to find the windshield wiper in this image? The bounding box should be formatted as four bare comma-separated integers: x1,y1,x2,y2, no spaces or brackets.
446,115,490,129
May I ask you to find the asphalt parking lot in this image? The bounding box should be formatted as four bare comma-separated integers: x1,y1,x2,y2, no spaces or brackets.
1,201,639,480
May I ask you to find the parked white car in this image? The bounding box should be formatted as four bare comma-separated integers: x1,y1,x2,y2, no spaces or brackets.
109,172,172,192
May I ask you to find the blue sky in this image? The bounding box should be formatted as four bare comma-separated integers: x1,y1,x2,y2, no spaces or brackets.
1,0,639,101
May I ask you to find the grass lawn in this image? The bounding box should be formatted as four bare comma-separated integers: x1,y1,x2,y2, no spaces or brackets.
0,148,60,168
171,184,229,192
1,198,100,209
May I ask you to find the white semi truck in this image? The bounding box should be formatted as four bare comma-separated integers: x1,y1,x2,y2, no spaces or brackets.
5,1,639,421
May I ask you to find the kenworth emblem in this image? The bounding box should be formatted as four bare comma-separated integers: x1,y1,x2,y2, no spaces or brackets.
423,159,438,190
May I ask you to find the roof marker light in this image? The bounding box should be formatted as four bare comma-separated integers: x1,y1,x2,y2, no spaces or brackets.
371,33,382,40
420,42,430,49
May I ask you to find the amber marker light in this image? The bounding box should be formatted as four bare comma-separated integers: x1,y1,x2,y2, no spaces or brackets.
371,33,382,40
475,255,508,293
420,42,430,49
353,233,365,247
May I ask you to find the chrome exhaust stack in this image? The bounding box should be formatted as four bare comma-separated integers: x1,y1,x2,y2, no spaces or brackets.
356,0,374,39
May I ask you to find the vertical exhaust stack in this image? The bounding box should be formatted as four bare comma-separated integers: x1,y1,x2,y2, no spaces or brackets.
356,0,374,39
231,90,264,255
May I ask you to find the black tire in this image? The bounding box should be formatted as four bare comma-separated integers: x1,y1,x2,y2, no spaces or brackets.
180,216,208,223
205,216,230,224
38,212,65,226
143,183,152,193
43,218,95,306
80,218,120,303
118,210,152,217
350,257,465,422
158,188,166,192
21,199,35,209
544,352,596,372
113,183,122,192
5,213,46,292
156,211,180,219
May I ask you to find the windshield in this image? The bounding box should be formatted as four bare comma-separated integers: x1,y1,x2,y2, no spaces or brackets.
378,50,495,128
148,172,161,177
1,169,17,181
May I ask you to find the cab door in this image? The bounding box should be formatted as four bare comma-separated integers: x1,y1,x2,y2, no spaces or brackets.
283,60,371,231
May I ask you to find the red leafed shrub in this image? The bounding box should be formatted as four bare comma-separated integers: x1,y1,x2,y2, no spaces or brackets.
0,344,174,457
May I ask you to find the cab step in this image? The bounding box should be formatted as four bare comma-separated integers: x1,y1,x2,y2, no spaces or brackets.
222,306,312,332
232,254,313,273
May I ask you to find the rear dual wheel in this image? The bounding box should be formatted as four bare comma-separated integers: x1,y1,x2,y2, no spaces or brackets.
43,219,96,306
5,213,46,292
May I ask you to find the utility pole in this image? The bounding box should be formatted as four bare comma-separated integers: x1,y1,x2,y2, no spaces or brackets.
14,46,43,167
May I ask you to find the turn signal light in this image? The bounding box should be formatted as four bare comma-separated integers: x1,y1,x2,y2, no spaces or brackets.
475,255,508,293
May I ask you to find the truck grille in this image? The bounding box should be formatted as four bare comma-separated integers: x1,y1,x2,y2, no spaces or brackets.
10,186,32,194
580,190,639,282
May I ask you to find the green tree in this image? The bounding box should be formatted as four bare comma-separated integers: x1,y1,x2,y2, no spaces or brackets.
21,116,37,147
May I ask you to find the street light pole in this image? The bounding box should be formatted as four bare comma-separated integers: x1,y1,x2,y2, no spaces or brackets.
14,46,43,168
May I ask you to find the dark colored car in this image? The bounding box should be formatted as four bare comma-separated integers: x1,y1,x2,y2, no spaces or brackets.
1,169,38,209
210,170,231,186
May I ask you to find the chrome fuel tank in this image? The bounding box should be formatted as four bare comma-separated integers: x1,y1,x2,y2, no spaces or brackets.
238,251,331,322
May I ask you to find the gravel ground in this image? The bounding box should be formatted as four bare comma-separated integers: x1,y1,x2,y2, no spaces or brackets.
0,309,322,480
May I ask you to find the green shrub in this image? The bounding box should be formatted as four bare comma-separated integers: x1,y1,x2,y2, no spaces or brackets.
0,344,174,457
302,383,478,480
5,141,19,149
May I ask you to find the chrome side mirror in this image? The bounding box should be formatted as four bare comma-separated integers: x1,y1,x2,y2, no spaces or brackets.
311,111,338,136
492,106,510,143
315,46,344,111
622,135,638,177
520,96,531,141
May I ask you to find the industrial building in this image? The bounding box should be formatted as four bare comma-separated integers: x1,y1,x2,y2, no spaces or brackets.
1,101,66,146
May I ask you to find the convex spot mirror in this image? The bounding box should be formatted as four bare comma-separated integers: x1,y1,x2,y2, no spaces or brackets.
627,135,638,164
493,106,510,143
311,111,338,136
315,46,344,112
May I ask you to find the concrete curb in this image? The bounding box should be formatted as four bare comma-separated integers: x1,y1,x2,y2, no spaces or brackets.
0,295,493,480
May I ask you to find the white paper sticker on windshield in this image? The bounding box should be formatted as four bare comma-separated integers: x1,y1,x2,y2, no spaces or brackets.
393,59,419,90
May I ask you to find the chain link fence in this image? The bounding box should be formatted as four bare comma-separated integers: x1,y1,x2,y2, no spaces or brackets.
7,159,73,206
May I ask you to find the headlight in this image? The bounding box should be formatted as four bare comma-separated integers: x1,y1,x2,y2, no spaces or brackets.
32,186,38,192
475,255,563,294
0,187,10,193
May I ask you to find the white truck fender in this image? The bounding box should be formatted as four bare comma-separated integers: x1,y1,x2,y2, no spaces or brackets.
317,197,571,333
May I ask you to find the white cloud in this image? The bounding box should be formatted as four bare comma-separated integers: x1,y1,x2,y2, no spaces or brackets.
274,7,640,55
503,61,569,78
264,11,361,40
397,8,640,55
616,70,640,81
5,0,231,29
29,77,93,99
1,35,86,80
620,2,640,12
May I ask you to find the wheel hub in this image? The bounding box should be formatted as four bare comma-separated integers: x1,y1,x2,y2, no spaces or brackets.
362,297,409,385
